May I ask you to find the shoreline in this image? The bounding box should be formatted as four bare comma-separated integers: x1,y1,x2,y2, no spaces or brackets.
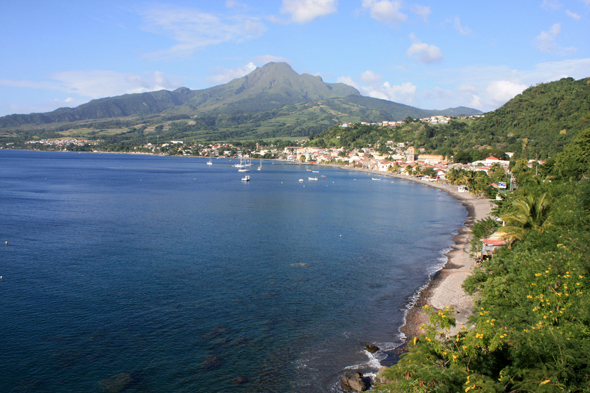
6,151,491,361
327,165,493,364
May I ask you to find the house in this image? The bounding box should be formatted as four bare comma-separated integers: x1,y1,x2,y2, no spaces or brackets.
481,232,507,257
458,185,468,193
418,154,444,164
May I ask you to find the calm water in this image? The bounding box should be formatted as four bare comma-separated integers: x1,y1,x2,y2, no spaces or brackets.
0,150,466,392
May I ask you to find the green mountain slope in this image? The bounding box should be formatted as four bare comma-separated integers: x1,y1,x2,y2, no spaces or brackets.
309,76,590,158
0,63,360,127
469,77,590,156
0,62,483,144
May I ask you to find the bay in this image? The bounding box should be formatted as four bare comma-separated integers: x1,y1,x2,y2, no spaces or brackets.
0,150,466,392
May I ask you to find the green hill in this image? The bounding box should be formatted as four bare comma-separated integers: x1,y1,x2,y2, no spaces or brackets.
468,77,590,157
312,77,590,159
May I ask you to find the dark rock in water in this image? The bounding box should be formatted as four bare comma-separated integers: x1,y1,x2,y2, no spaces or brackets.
98,373,133,393
365,344,379,353
340,372,367,392
233,376,248,385
200,355,222,369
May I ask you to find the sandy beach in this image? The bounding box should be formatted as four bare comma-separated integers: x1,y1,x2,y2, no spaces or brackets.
333,166,493,339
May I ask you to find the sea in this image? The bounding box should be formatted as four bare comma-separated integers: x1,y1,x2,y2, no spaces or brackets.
0,150,466,393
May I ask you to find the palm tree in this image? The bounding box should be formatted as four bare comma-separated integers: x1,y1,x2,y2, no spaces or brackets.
498,193,552,244
460,170,478,194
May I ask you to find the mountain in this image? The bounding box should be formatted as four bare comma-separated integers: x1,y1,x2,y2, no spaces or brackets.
0,63,360,128
338,95,481,119
0,63,485,145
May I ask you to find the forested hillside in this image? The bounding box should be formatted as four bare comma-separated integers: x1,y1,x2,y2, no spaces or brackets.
469,77,590,157
309,77,590,159
374,128,590,392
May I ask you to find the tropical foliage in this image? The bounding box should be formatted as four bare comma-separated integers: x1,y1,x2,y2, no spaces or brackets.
374,135,590,392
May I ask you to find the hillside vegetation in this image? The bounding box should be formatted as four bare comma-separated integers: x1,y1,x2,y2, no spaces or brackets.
310,77,590,159
374,128,590,392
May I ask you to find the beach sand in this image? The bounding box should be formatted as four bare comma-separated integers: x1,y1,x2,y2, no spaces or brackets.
335,166,493,339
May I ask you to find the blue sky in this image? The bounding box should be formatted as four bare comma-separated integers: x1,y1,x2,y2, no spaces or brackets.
1,0,589,117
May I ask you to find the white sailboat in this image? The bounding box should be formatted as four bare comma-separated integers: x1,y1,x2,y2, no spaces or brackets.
257,157,262,171
234,155,246,169
207,157,213,165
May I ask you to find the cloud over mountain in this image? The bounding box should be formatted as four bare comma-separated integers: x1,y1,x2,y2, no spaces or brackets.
407,34,443,64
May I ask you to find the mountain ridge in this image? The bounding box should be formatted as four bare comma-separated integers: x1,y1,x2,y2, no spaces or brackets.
0,62,480,129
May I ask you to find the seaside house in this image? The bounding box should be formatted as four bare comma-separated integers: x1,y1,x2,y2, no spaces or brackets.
481,232,507,258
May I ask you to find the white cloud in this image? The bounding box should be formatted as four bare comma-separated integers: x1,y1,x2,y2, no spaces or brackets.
541,0,562,10
141,7,266,60
253,55,292,65
361,70,382,84
362,0,407,25
413,5,431,22
225,1,247,9
336,76,360,90
206,62,257,84
456,85,483,109
359,81,419,106
454,17,472,36
407,34,443,64
535,23,561,52
280,0,337,24
53,70,180,98
0,70,181,100
486,80,527,106
381,81,419,105
565,10,581,19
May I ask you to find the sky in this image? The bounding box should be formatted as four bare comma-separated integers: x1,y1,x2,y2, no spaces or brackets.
1,0,589,117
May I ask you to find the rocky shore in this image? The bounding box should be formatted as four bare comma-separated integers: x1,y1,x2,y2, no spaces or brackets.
339,166,493,338
330,166,493,390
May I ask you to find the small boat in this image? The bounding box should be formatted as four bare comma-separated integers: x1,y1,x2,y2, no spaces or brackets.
241,175,251,182
207,157,212,165
321,175,326,177
312,170,319,173
238,167,250,172
372,177,381,180
308,177,318,181
299,179,304,182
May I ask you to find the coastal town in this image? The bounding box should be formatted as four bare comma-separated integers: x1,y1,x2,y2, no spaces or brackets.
16,113,547,197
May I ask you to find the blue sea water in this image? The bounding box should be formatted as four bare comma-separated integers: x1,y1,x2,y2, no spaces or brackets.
0,150,466,392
